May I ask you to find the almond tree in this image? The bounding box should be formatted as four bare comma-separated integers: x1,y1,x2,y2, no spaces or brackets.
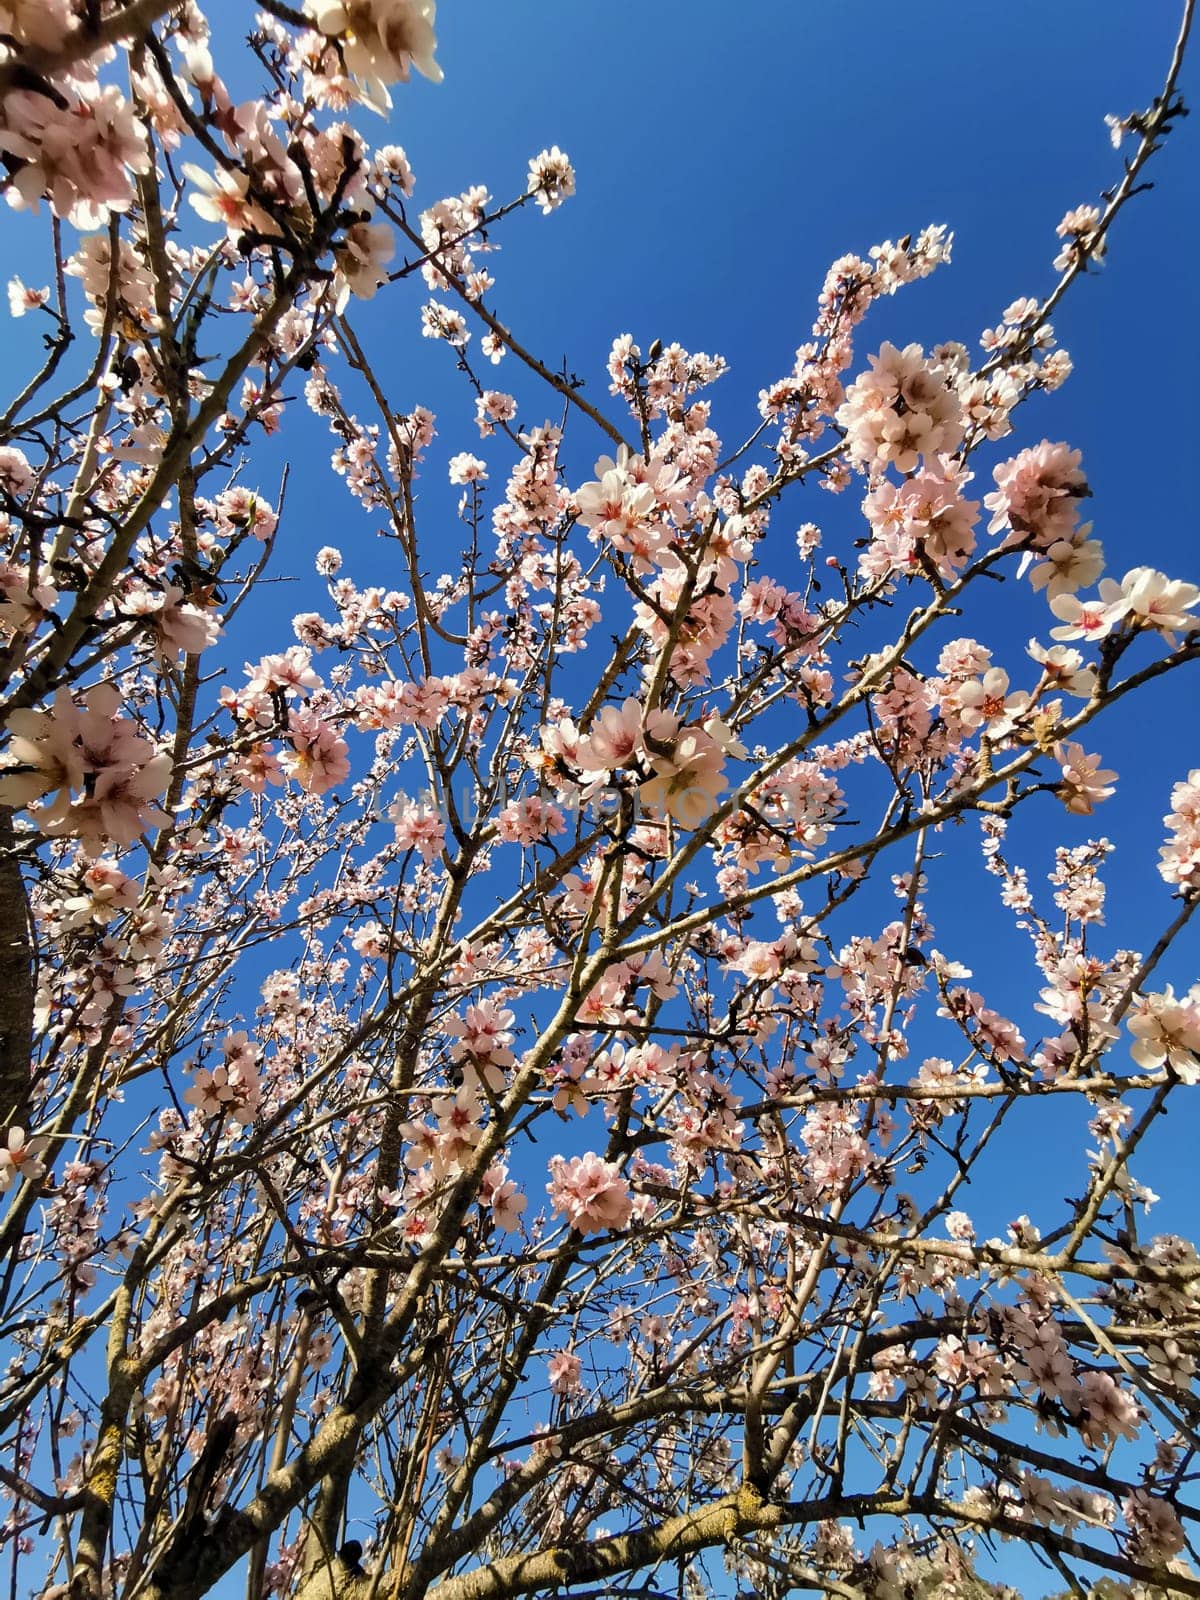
0,5,1198,1600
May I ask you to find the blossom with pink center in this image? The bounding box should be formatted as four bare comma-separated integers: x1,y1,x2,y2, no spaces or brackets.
547,1152,633,1235
446,1000,516,1090
636,715,745,832
0,80,151,229
183,162,281,242
448,453,487,484
1026,640,1097,698
233,744,286,793
0,562,58,640
475,390,517,437
6,276,49,317
431,1084,483,1175
66,234,154,333
634,565,735,682
1077,1370,1139,1447
351,921,391,959
1048,587,1129,643
1053,204,1106,271
861,468,979,579
577,699,652,772
1117,566,1200,641
945,1210,976,1242
214,488,278,541
60,859,139,929
574,465,661,569
122,584,222,660
421,302,468,345
1123,1489,1186,1562
245,647,321,700
1158,768,1200,889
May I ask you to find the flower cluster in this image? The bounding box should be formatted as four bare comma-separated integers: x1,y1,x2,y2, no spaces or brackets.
546,1153,633,1235
0,684,171,850
837,342,964,473
184,1031,262,1128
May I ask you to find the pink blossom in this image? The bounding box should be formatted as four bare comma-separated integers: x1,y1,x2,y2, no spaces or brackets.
1118,566,1200,640
547,1153,633,1235
576,698,651,771
446,1000,516,1089
214,488,278,541
1159,768,1200,888
392,798,446,863
1054,741,1117,815
636,716,744,831
496,796,567,846
183,161,280,241
985,441,1088,548
245,648,321,700
1054,204,1106,271
861,468,979,578
1048,587,1129,643
949,667,1028,735
837,342,964,473
1027,533,1105,600
0,80,151,228
0,683,171,849
60,859,139,929
547,1350,583,1396
284,708,350,794
183,1033,261,1128
1123,1489,1185,1561
475,390,517,437
1026,640,1097,698
481,1164,527,1232
233,744,286,793
0,0,73,51
122,584,222,660
0,561,57,639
